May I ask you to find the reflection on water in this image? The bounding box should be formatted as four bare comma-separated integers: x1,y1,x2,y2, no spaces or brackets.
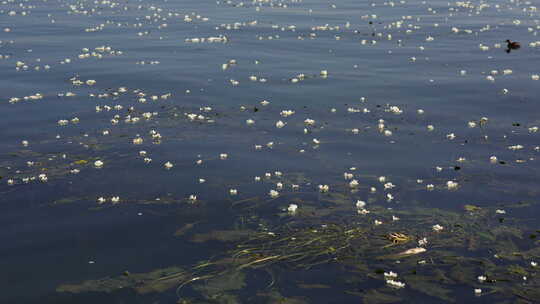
1,0,540,302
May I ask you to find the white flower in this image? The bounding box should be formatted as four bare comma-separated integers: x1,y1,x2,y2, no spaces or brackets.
446,181,459,190
280,110,295,117
312,138,321,144
349,180,359,188
474,289,482,295
144,157,152,164
133,137,143,145
386,279,405,288
427,125,434,131
318,184,329,192
531,261,537,267
246,119,255,125
38,174,48,182
94,160,104,168
374,220,383,225
97,197,106,204
7,179,14,185
287,204,298,213
495,209,506,214
276,182,283,190
220,153,228,160
304,118,315,126
392,215,400,221
320,70,328,76
344,173,353,180
21,140,29,147
199,178,206,183
386,193,394,201
86,79,96,85
418,237,428,246
164,161,173,169
384,182,395,190
477,275,486,283
189,195,197,202
384,271,398,278
111,196,120,203
229,189,238,195
446,133,456,140
370,187,377,193
357,208,370,215
490,156,498,163
275,120,286,128
269,190,279,198
432,224,444,232
356,200,366,209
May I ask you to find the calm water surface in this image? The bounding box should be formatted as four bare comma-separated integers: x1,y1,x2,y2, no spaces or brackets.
1,0,540,303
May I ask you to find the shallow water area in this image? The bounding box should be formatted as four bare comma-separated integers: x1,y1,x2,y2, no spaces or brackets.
1,0,540,303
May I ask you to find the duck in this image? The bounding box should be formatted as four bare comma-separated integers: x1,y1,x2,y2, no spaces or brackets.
506,40,520,49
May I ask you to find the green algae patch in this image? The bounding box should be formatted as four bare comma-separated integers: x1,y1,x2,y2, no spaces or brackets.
57,266,187,294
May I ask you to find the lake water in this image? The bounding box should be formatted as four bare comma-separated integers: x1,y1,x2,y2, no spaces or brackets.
1,0,540,303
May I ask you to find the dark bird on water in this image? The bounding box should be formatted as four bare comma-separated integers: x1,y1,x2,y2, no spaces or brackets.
506,39,520,49
505,40,520,53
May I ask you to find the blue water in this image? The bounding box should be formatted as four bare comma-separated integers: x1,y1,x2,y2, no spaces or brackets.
1,0,540,302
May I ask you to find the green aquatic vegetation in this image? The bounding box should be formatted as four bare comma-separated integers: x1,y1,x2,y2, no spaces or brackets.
56,201,540,302
403,274,454,302
57,266,187,294
361,289,402,304
191,230,256,243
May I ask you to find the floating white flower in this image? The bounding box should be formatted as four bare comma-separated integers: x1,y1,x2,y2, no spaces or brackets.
97,197,106,204
304,118,315,126
276,182,283,190
432,224,444,232
418,237,428,246
7,179,14,185
384,182,395,190
269,190,279,198
246,119,255,125
111,196,120,203
349,180,359,188
287,204,298,213
426,184,434,190
220,153,228,160
474,289,482,295
477,275,486,283
356,200,366,209
384,271,398,278
318,184,329,192
275,120,286,128
374,220,383,226
164,161,173,169
94,160,104,168
386,279,405,288
188,195,197,202
229,189,238,195
446,181,458,190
